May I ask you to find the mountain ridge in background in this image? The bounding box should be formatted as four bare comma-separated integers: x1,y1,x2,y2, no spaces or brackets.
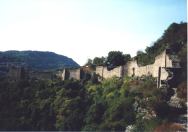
0,50,80,71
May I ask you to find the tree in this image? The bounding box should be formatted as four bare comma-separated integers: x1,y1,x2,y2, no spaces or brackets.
123,54,131,64
93,57,105,66
136,50,144,56
85,59,93,66
106,51,130,69
136,52,154,66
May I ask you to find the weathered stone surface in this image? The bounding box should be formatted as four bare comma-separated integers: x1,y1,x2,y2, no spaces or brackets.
61,68,81,80
126,50,173,78
69,69,80,80
95,65,124,79
168,88,184,108
95,50,177,80
61,49,180,85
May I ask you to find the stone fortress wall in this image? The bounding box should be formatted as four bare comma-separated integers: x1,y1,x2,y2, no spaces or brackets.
61,68,81,80
61,49,180,88
95,50,173,79
69,69,81,80
95,66,124,79
127,50,173,78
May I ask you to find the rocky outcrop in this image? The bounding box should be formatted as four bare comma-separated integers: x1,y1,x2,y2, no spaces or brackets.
168,88,184,108
133,97,156,120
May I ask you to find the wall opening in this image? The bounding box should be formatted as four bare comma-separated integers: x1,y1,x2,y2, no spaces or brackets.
157,67,161,88
132,67,135,77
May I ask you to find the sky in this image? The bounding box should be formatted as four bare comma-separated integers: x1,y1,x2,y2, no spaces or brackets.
0,0,187,65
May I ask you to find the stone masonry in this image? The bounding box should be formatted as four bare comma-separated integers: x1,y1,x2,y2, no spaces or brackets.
61,49,180,88
61,68,81,80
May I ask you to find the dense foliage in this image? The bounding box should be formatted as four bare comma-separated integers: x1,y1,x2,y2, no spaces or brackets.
0,74,176,131
0,51,79,70
93,57,106,66
85,51,131,69
106,51,131,68
136,22,187,66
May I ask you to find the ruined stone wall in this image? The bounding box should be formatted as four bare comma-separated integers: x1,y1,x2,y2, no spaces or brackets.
126,61,155,77
61,50,175,81
69,69,80,80
96,50,173,79
127,50,173,77
160,67,169,80
61,68,81,80
102,66,122,78
95,66,103,77
126,60,139,77
95,66,124,79
61,69,66,80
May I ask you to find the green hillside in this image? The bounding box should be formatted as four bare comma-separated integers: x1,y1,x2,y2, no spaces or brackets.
0,51,79,70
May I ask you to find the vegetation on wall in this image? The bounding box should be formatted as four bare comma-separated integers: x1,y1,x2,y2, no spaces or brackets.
85,51,131,69
136,22,187,66
106,51,131,69
93,56,106,66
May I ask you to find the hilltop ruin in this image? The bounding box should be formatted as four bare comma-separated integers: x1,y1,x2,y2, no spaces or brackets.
61,49,181,89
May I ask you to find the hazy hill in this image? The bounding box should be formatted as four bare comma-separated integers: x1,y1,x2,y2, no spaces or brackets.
0,51,79,70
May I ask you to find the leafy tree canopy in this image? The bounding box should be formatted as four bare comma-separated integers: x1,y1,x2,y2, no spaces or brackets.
93,57,106,66
106,51,131,69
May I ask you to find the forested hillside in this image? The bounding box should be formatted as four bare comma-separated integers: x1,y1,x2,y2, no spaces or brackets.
0,51,79,70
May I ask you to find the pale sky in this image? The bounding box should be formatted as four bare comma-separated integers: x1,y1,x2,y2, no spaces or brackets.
0,0,187,65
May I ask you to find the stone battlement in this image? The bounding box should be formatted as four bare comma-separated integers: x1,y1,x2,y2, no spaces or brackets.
96,50,179,79
61,49,180,88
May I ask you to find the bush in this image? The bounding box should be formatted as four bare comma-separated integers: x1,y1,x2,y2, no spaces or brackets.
133,118,161,132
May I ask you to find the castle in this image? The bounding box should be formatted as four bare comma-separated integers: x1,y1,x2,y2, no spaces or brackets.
61,49,180,88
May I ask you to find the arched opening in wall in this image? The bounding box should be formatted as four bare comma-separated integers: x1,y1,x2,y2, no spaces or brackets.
132,67,135,77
